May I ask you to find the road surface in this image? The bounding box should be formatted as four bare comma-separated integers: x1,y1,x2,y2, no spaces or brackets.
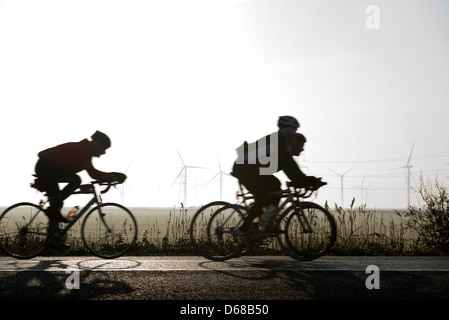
0,255,448,315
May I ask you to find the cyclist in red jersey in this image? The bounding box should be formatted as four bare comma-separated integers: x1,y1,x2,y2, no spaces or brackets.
35,131,126,223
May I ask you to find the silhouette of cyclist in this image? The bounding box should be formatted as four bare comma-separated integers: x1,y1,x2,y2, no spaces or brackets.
231,116,322,243
34,131,126,223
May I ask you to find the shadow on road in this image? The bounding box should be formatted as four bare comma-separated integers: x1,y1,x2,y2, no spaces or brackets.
197,257,449,300
0,258,137,299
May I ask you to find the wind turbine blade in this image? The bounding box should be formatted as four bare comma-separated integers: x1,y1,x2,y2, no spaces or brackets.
406,142,415,166
186,165,207,169
171,168,185,187
124,161,133,174
390,165,407,170
217,153,222,172
175,146,185,167
206,172,220,185
328,167,354,176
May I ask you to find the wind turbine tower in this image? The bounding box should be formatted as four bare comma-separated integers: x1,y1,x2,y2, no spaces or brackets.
403,143,415,207
206,155,230,200
329,167,355,207
354,175,371,206
391,143,415,207
172,147,205,207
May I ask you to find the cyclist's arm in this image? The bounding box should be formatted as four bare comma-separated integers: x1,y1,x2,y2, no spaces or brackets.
278,151,317,187
83,158,112,180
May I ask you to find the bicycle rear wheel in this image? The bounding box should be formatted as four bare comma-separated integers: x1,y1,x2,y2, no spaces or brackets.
190,201,246,261
276,202,336,261
0,202,50,259
81,203,137,259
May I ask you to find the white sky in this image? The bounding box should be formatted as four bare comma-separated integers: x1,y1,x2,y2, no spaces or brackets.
1,0,449,209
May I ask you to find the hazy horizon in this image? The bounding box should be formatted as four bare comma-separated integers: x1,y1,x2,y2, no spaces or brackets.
1,0,448,209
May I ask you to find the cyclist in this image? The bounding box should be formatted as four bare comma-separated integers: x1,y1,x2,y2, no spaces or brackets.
231,116,322,244
290,132,307,157
34,130,126,223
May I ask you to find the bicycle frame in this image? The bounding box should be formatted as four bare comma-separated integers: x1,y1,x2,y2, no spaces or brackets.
213,184,309,239
0,177,137,259
236,183,317,218
60,186,103,233
190,180,333,261
26,181,113,238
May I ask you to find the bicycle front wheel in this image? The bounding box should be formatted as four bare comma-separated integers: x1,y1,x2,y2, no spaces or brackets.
0,202,50,259
277,202,336,261
81,203,137,259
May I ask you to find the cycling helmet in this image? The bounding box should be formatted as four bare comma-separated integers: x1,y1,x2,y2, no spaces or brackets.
278,115,300,129
91,130,111,149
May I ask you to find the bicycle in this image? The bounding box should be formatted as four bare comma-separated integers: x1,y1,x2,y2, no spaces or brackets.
0,177,137,259
190,181,336,261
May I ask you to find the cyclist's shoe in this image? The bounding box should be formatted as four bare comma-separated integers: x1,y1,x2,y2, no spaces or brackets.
233,228,257,247
45,225,70,249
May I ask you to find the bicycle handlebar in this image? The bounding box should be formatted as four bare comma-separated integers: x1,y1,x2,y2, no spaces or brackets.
90,172,127,194
286,180,327,198
97,180,120,194
76,179,123,195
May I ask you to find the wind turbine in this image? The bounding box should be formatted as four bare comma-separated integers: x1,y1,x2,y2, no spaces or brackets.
329,167,355,207
172,147,205,207
399,143,415,207
188,174,203,204
351,175,371,206
206,154,231,200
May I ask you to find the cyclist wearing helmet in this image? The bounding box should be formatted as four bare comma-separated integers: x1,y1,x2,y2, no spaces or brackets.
278,115,300,135
289,132,307,156
35,131,126,223
231,116,322,242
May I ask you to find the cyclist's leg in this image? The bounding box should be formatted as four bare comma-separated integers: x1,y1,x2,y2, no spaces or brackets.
237,175,281,232
263,175,282,205
35,159,81,222
236,181,261,231
35,159,61,204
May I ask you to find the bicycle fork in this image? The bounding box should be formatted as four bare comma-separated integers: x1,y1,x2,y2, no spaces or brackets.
97,209,112,233
294,207,313,233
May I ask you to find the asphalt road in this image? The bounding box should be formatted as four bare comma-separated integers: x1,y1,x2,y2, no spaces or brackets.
0,255,448,316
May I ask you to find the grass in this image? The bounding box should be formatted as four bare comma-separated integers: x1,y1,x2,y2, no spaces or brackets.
329,200,427,256
128,199,446,257
1,196,447,257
